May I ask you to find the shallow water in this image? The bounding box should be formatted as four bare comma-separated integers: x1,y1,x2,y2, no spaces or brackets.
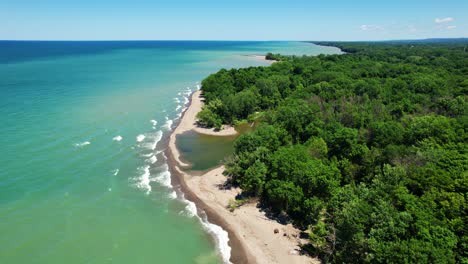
176,131,238,171
0,41,341,263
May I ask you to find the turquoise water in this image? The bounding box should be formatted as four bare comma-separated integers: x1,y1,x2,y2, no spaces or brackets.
0,41,341,263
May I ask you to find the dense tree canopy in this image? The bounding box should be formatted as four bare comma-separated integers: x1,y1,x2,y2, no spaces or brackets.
201,41,467,263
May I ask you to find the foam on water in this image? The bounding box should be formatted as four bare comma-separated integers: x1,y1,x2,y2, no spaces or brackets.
113,169,119,176
162,119,173,130
113,135,123,141
155,165,172,188
202,222,232,264
196,84,201,90
169,190,177,199
144,130,163,150
74,141,90,147
150,119,157,126
136,165,152,194
179,194,232,264
181,198,198,217
147,155,157,164
136,134,145,142
176,105,182,111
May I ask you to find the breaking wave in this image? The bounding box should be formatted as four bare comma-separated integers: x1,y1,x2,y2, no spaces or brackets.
136,134,145,142
74,141,90,147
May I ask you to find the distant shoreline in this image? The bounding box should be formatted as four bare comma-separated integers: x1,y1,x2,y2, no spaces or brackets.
166,90,318,264
244,54,277,64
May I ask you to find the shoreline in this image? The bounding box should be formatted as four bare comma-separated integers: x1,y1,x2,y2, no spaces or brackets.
166,90,252,263
166,90,319,264
169,90,238,169
245,54,276,64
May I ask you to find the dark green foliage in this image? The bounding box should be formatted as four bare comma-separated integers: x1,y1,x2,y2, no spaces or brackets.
266,52,288,61
264,179,304,214
203,41,468,263
197,107,222,129
240,160,268,196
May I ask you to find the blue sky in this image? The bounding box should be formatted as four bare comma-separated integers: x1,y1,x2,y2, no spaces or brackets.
1,0,467,40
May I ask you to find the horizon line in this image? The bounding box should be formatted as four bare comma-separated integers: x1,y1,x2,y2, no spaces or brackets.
0,37,467,42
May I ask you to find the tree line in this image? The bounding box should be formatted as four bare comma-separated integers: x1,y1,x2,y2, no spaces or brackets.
197,41,467,263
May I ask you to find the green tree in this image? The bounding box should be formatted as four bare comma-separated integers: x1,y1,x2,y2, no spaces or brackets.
241,161,268,196
197,107,222,129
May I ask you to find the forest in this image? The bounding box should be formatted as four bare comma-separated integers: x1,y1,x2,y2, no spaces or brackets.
197,41,467,263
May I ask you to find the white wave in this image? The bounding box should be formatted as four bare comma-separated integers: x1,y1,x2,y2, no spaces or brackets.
162,119,173,130
202,222,232,264
179,193,232,263
150,119,158,126
150,135,160,150
74,141,90,147
113,135,123,142
112,169,119,176
155,168,172,188
196,84,201,90
176,105,182,111
177,92,182,96
141,152,154,157
136,165,151,194
181,198,198,217
183,96,189,105
174,98,181,103
136,134,145,142
168,191,177,199
142,130,163,150
147,155,157,164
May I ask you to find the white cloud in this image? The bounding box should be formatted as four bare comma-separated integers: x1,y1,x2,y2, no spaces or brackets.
435,17,454,24
447,25,457,30
360,25,383,31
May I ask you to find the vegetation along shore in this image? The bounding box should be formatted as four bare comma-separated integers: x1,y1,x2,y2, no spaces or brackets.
169,41,467,263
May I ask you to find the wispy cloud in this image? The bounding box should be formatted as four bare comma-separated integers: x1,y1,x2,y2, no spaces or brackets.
360,25,383,31
435,17,454,24
447,25,457,30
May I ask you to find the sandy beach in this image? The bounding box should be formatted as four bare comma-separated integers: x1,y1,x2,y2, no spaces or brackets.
169,90,237,168
167,90,318,264
248,55,276,64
